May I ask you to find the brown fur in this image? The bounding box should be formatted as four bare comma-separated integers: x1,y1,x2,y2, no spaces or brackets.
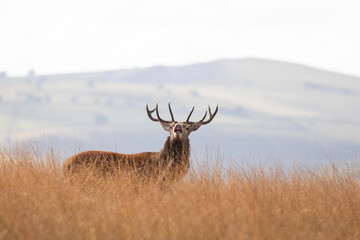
63,137,190,178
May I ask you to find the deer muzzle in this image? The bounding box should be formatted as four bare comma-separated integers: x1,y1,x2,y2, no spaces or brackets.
174,124,182,133
174,124,183,140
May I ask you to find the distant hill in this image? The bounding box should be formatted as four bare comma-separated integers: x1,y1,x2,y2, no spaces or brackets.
1,58,359,164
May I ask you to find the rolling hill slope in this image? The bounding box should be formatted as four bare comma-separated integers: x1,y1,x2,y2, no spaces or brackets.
1,58,359,163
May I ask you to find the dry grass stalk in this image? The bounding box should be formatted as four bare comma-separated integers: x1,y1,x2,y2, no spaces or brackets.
0,144,359,240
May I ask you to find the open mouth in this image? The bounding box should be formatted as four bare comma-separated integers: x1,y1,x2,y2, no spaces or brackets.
174,125,182,134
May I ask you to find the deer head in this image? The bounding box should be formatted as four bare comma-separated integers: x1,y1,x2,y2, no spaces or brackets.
146,102,218,143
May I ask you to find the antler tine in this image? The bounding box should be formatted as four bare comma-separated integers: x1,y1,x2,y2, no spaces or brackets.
186,106,195,123
146,103,158,122
201,110,208,121
168,102,175,122
202,104,218,125
187,108,207,124
155,103,173,124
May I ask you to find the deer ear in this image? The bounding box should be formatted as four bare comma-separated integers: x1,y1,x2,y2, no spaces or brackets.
159,121,172,132
188,121,202,134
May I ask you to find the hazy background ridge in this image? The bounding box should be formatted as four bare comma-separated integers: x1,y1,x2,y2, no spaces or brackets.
1,58,359,165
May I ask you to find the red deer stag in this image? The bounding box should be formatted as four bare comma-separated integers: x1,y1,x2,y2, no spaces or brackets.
63,103,218,178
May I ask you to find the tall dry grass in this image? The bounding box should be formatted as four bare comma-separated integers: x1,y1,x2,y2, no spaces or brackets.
0,143,359,240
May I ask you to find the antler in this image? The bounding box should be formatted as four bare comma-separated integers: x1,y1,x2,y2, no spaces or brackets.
202,104,218,125
186,106,195,123
146,103,158,122
187,104,218,125
146,103,174,123
147,103,218,125
168,102,175,122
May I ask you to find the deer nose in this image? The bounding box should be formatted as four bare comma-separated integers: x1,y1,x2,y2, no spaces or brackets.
174,124,182,133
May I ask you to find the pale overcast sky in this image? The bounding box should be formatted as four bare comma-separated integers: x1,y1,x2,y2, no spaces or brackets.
1,0,360,77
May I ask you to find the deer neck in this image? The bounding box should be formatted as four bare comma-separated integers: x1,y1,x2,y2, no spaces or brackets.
159,137,190,167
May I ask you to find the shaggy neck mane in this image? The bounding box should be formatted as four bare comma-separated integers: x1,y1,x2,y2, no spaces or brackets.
158,137,190,167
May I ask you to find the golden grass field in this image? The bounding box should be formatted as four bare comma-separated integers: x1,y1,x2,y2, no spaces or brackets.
0,143,359,240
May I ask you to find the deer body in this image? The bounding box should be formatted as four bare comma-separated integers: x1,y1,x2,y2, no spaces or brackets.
63,151,159,175
63,103,217,178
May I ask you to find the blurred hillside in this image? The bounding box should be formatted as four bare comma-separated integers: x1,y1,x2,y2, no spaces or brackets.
1,58,359,164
